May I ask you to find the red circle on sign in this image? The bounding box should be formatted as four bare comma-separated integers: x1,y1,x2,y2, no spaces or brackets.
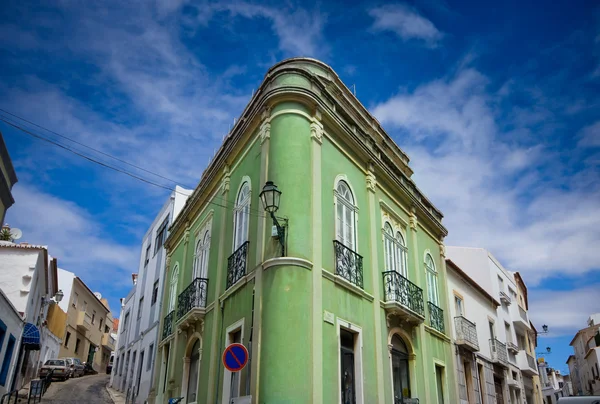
222,343,249,372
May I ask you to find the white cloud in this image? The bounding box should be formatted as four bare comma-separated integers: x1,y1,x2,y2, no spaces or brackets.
373,66,600,283
6,184,139,291
193,1,327,57
528,285,600,337
578,121,600,147
369,4,443,47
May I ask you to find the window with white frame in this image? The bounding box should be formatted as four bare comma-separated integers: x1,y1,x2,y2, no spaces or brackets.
168,264,179,312
425,253,439,305
383,221,408,278
335,179,357,251
233,181,250,250
193,228,211,280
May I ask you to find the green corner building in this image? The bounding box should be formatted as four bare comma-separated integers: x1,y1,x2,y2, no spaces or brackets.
149,58,457,404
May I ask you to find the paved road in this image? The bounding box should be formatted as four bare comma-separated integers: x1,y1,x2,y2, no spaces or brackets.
41,374,113,404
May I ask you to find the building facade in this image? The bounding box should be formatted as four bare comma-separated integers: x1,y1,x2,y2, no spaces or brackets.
110,186,191,403
537,359,570,404
57,269,114,372
150,58,457,404
566,313,600,396
0,288,23,396
447,247,541,404
0,240,59,390
0,131,18,225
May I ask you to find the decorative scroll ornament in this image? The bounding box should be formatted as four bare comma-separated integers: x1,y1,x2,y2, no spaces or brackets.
221,165,231,194
310,120,323,144
409,207,418,231
366,171,376,193
260,121,271,144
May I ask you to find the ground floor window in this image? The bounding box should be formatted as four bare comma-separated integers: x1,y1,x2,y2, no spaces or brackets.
391,335,410,403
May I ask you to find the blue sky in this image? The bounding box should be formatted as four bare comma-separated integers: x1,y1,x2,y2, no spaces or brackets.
1,0,599,373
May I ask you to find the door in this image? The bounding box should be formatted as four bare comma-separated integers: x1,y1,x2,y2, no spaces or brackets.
494,376,503,404
187,340,200,403
435,365,445,404
340,329,356,404
391,335,410,403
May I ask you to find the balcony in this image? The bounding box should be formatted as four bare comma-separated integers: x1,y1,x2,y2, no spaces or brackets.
454,316,479,351
382,271,424,324
176,277,208,329
499,291,511,305
508,378,520,389
517,350,538,376
490,338,509,367
161,310,175,341
428,302,445,334
333,241,363,288
227,241,249,289
507,341,519,354
513,305,529,332
101,333,116,350
76,311,92,332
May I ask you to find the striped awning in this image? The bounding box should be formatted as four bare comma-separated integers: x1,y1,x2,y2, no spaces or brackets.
22,323,41,350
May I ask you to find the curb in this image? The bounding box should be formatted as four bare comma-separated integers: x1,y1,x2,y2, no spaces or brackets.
105,384,126,404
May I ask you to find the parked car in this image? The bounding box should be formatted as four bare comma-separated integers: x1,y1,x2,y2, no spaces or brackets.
82,361,98,375
557,397,600,404
106,353,114,374
61,357,84,378
39,359,70,381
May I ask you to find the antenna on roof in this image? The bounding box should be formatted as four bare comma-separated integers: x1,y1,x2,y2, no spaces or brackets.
351,84,356,96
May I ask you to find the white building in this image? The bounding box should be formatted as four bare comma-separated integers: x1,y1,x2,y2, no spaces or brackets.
0,241,60,390
110,186,191,403
0,288,24,396
537,360,569,403
447,247,541,404
566,313,600,396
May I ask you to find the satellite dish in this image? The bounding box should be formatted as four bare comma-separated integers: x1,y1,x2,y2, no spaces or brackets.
94,292,102,300
11,228,22,240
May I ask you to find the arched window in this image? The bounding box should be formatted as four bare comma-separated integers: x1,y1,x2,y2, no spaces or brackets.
425,254,438,305
234,181,251,250
187,339,200,403
335,180,357,250
169,264,179,312
193,230,210,279
395,232,408,278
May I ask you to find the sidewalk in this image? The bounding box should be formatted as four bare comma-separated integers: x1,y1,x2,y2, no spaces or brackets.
105,384,126,404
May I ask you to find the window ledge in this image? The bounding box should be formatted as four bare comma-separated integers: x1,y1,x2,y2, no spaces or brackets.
424,325,451,342
322,269,374,302
219,270,256,303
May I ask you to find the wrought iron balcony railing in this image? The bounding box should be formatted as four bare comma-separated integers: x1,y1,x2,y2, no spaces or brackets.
382,271,424,317
454,316,479,350
428,301,445,333
333,240,363,288
177,277,208,319
490,338,509,366
162,310,175,340
227,241,249,289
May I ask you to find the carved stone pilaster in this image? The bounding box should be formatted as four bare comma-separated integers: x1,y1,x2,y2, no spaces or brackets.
260,121,271,145
221,165,230,195
409,207,418,231
310,120,323,144
366,171,376,193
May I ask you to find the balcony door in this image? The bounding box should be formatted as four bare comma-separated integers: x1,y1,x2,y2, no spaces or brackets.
391,335,410,404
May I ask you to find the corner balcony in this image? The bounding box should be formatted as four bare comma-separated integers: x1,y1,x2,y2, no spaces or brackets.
428,302,445,334
513,305,530,332
507,341,520,354
333,241,363,288
454,316,479,351
76,311,92,332
227,241,249,289
382,271,425,324
517,350,538,376
490,338,509,367
101,333,116,350
176,277,208,330
161,310,175,341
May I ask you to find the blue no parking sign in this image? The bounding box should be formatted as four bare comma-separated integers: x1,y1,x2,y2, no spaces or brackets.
222,343,249,372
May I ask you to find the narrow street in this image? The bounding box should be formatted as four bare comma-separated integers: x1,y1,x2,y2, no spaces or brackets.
41,374,113,404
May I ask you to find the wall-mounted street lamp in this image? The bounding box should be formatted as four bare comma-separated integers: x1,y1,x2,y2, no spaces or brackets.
42,289,64,307
536,346,552,355
259,181,286,256
540,324,549,334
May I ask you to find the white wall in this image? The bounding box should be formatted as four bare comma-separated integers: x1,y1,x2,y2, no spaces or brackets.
57,268,76,313
446,247,493,296
110,187,191,402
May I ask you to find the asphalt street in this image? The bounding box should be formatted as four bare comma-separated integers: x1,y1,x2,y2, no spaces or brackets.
41,374,113,404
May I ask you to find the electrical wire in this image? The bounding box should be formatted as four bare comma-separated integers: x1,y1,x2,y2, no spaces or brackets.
0,115,270,219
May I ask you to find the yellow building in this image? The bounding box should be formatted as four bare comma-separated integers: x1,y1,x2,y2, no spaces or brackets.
58,275,115,371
